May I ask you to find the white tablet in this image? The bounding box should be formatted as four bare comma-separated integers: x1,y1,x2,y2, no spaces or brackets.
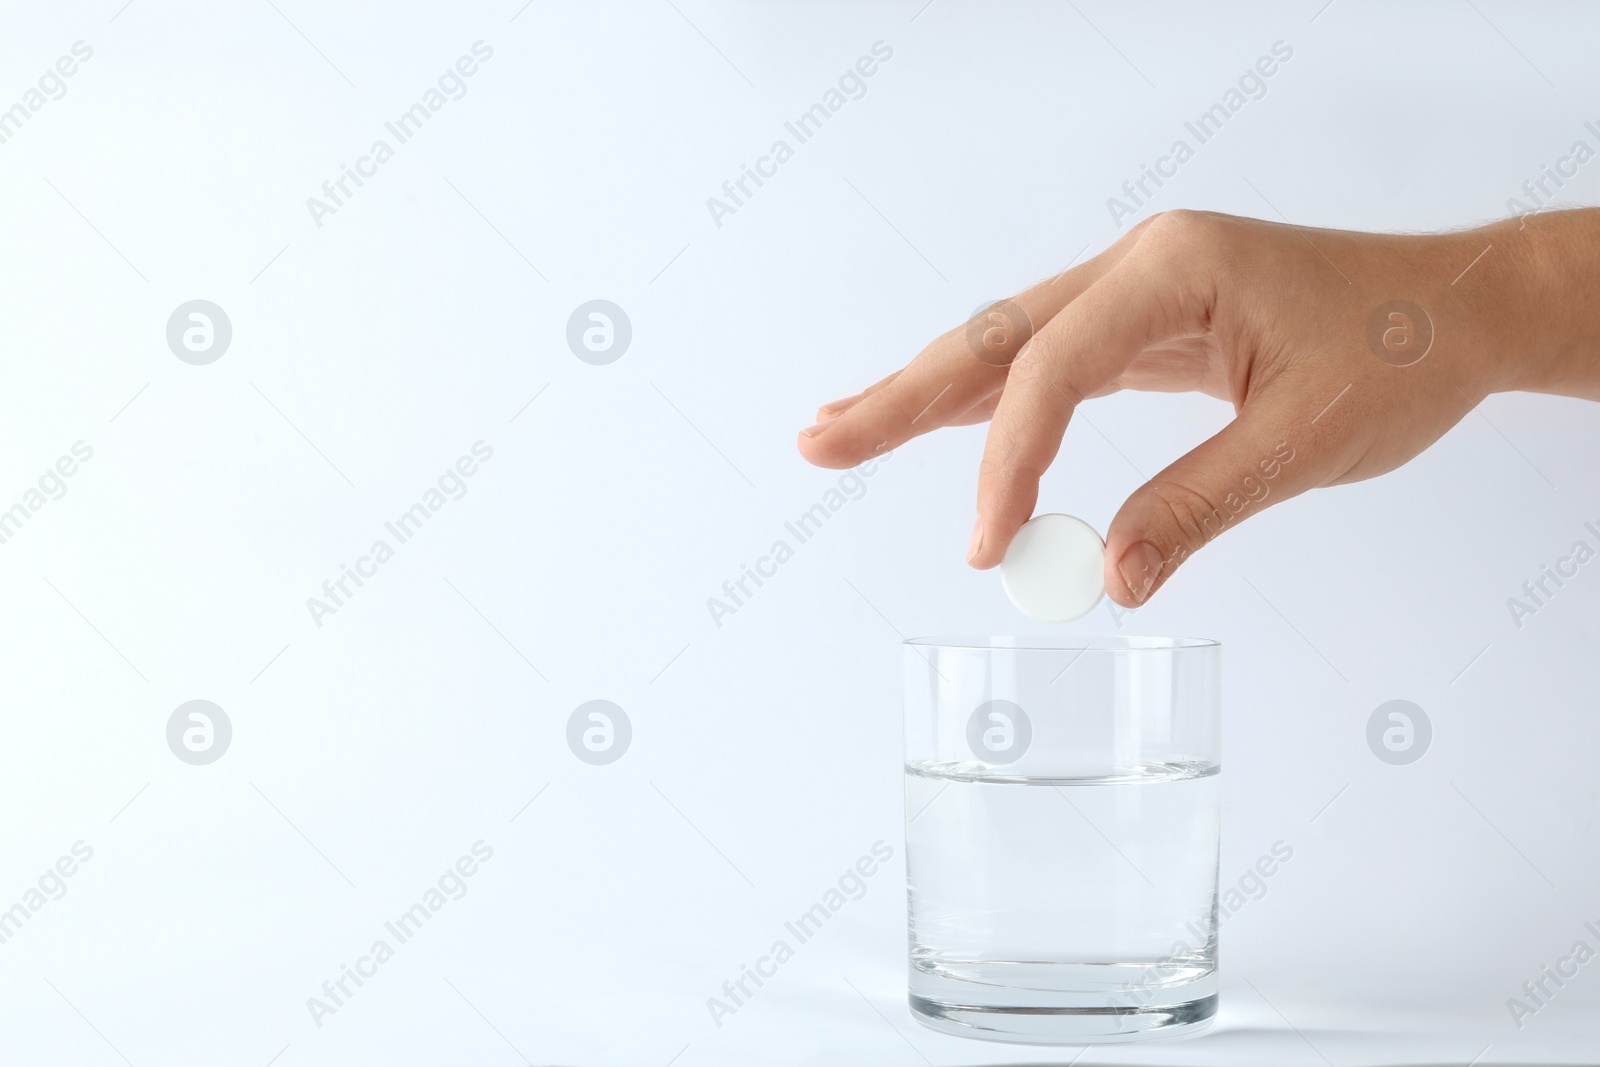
999,513,1107,622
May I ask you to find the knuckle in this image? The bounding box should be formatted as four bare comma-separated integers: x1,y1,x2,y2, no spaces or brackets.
1007,343,1055,385
1140,209,1223,255
1147,208,1200,239
1007,348,1084,415
1144,478,1231,553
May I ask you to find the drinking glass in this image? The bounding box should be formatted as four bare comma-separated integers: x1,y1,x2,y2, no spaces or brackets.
903,636,1221,1044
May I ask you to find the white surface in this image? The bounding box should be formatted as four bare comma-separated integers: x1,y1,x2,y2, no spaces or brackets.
1000,512,1107,622
1,1,1599,1065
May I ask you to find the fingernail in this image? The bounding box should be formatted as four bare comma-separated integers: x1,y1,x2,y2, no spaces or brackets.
800,421,830,438
1118,541,1164,604
818,395,858,415
967,517,984,563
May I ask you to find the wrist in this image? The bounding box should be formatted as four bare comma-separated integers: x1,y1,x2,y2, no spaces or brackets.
1483,209,1600,398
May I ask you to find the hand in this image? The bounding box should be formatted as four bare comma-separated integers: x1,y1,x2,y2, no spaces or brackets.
797,208,1599,606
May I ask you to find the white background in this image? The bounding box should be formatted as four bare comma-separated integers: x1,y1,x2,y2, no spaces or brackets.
1,1,1598,1064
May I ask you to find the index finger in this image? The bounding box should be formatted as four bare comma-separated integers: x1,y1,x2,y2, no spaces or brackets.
798,227,1151,471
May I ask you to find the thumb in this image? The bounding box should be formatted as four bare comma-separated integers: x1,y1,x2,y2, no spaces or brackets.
1104,414,1308,606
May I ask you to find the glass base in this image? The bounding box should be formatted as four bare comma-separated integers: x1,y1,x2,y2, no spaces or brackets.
909,992,1217,1045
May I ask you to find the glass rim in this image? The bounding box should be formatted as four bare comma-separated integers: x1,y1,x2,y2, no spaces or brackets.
903,635,1219,652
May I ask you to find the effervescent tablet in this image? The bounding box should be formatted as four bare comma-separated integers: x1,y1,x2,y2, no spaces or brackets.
999,513,1106,622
